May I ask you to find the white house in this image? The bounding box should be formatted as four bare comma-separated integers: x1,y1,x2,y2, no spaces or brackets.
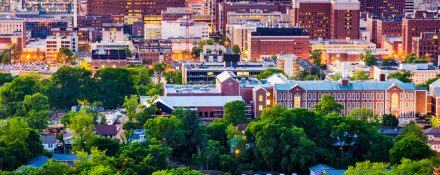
40,134,57,152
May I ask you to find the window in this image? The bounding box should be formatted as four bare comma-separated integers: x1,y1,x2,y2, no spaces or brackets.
347,93,351,100
294,95,301,108
259,95,263,102
259,105,263,111
392,93,398,108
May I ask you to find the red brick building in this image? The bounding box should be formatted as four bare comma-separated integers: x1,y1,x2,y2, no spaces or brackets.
292,0,360,39
368,18,403,48
248,27,310,60
402,18,440,55
163,71,426,123
412,31,440,59
137,39,172,64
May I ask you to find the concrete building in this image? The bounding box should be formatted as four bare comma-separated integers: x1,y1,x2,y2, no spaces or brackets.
225,24,256,52
161,17,209,40
45,34,78,62
383,36,403,57
292,0,360,39
367,17,403,48
248,27,310,60
144,23,162,40
50,27,96,51
24,0,73,14
181,60,276,84
25,18,68,39
372,63,439,84
200,44,227,62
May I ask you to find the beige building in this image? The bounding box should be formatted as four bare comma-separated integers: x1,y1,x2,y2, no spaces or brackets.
225,24,256,52
0,17,25,35
46,34,78,62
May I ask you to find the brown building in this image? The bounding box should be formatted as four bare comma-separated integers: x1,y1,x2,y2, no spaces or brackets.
78,15,113,32
412,31,440,59
248,27,310,60
137,39,172,64
292,0,360,39
87,0,185,17
402,18,440,55
359,0,405,18
367,17,402,48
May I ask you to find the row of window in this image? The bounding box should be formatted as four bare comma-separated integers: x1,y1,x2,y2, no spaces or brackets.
276,92,415,101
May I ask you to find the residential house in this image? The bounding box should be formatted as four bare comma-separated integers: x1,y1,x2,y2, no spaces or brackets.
40,134,57,152
95,124,118,138
424,127,440,152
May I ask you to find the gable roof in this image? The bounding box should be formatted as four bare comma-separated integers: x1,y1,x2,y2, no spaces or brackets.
424,127,440,137
95,125,118,136
266,73,289,86
25,156,50,169
216,71,236,83
275,79,416,91
40,134,57,144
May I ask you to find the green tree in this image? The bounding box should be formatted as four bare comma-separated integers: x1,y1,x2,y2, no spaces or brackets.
303,75,320,80
392,158,434,175
206,119,229,146
380,58,398,67
46,66,95,109
123,95,139,122
56,47,74,63
223,100,247,125
35,160,74,175
347,108,379,124
404,53,417,63
0,75,42,117
69,110,96,152
308,49,322,67
124,48,133,58
350,70,369,80
388,70,412,83
329,73,341,81
389,135,432,164
0,73,13,86
313,94,343,115
152,62,168,83
430,117,440,128
95,67,136,109
345,161,389,175
360,50,377,66
381,114,399,126
191,46,202,58
395,122,427,142
231,45,241,54
87,137,120,156
256,68,285,80
144,116,183,146
21,93,50,129
152,167,204,175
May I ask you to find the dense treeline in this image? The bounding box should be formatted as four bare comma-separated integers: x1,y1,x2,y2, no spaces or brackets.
0,66,438,174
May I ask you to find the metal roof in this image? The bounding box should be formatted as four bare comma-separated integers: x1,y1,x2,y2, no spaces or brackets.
142,96,243,109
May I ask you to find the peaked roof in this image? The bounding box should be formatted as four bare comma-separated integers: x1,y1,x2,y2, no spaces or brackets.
216,71,236,83
52,154,81,161
424,127,440,137
95,125,118,136
266,73,289,86
40,134,57,144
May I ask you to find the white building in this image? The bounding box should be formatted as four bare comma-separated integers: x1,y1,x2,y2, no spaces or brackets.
104,110,123,125
40,134,57,152
46,34,78,61
373,63,440,84
161,17,209,40
276,54,298,77
0,17,25,35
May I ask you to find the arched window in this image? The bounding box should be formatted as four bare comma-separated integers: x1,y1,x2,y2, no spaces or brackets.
392,93,398,108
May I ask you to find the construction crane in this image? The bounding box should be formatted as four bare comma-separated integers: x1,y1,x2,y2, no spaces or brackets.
175,15,194,57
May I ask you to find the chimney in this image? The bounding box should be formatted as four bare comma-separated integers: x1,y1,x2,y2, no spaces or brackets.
340,79,349,86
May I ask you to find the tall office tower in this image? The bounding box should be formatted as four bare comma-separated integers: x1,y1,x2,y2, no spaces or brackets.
359,0,405,18
292,0,360,39
87,0,185,16
405,0,415,16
